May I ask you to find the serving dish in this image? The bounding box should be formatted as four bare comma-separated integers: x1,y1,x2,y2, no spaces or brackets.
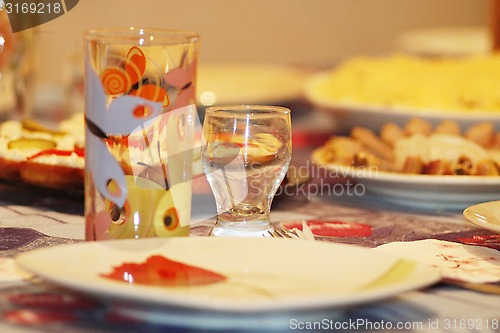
304,71,500,134
312,151,500,211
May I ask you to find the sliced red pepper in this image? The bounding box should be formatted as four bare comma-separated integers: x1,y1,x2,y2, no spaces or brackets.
100,255,227,287
28,148,85,160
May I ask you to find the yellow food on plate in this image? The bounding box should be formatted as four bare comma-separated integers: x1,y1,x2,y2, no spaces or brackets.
312,118,500,176
0,114,85,190
312,54,500,113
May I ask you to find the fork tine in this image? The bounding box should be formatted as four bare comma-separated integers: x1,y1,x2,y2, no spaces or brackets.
268,229,288,239
268,229,286,238
276,228,300,239
276,229,293,238
267,230,279,237
274,228,291,238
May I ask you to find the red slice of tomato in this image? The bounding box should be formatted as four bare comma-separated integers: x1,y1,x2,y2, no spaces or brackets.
283,219,372,238
27,148,84,160
100,255,227,287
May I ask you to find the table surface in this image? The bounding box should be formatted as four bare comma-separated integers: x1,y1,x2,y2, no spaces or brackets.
0,109,499,332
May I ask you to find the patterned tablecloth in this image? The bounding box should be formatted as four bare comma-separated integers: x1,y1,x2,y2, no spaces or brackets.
0,175,499,333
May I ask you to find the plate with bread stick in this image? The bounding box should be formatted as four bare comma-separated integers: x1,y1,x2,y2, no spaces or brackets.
312,118,500,210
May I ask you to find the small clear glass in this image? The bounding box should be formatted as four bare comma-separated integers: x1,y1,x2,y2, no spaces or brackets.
201,105,292,237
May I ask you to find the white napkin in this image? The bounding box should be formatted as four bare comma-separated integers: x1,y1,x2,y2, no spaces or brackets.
287,221,316,241
375,239,500,284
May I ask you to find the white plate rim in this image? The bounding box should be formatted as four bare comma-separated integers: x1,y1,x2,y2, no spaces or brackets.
197,63,307,105
15,237,441,314
312,151,500,186
463,200,500,233
311,151,500,209
304,71,500,122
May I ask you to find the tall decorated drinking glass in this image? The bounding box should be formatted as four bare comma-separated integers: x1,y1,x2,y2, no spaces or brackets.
84,28,200,240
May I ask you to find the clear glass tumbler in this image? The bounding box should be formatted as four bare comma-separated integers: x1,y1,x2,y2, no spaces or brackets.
201,105,292,237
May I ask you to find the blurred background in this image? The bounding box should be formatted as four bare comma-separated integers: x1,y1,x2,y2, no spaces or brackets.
33,0,488,103
0,0,492,123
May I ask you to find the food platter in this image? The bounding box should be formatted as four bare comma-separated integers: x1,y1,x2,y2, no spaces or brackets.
0,116,85,193
304,71,500,134
312,151,500,211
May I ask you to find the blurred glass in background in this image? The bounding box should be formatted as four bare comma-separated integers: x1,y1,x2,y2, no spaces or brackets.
0,0,35,121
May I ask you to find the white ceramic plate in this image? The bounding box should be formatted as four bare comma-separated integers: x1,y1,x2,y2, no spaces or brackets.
463,200,500,233
16,238,439,328
312,153,500,211
304,72,500,134
395,26,489,57
197,63,307,106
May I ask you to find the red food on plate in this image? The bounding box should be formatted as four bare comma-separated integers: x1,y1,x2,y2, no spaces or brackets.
283,219,372,238
100,255,227,287
0,117,85,191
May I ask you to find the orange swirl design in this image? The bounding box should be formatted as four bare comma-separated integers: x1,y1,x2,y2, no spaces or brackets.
100,46,169,107
100,67,131,96
125,46,146,85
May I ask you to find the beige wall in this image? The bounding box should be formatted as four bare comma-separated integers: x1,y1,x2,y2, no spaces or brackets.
34,0,488,89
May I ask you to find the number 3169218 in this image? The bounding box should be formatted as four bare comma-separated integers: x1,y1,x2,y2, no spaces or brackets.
3,1,63,14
